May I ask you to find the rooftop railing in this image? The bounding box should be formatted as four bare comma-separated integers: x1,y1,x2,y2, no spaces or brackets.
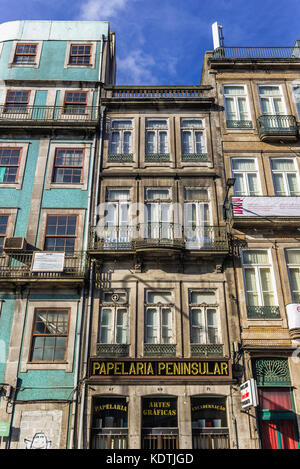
211,47,300,60
102,86,211,99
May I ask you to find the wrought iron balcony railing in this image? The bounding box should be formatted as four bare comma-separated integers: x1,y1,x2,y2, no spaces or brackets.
89,224,228,252
0,105,99,125
211,46,300,60
226,120,253,129
96,343,130,357
247,305,281,319
144,343,176,357
0,251,86,280
181,153,208,161
190,343,224,357
145,153,170,162
257,115,298,141
107,153,134,162
102,85,212,100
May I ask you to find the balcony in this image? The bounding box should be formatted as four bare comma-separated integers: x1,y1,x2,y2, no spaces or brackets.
190,344,224,357
144,343,176,357
230,196,300,229
88,224,228,255
96,343,130,357
257,115,298,142
247,306,281,319
145,153,170,162
107,153,134,163
0,105,99,131
226,120,253,129
181,153,209,162
0,251,86,284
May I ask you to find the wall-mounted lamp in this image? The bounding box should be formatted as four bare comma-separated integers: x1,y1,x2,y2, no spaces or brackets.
223,178,235,220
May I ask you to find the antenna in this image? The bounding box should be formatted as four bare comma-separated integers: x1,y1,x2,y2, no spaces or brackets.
212,22,224,50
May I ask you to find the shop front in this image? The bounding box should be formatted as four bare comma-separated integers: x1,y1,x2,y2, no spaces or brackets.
141,397,178,449
91,397,128,449
191,397,229,449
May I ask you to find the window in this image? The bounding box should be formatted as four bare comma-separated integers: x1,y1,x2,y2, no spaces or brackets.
242,250,277,311
191,397,229,449
103,189,131,246
0,148,21,183
0,215,9,251
145,119,169,155
231,158,261,196
30,308,69,362
189,291,220,344
69,44,92,65
181,119,206,156
184,188,211,248
286,249,300,303
223,85,251,127
44,215,77,253
63,91,87,115
13,43,38,64
109,120,133,156
5,90,30,113
258,85,286,115
292,84,300,118
271,159,300,196
145,188,172,238
52,148,83,184
144,291,173,344
98,291,128,344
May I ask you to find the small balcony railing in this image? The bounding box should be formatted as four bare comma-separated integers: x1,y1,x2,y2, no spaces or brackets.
211,46,300,60
247,305,281,319
96,343,130,357
102,86,210,99
107,153,134,162
226,120,253,129
145,153,170,162
257,115,298,141
192,430,230,449
0,251,86,280
144,343,176,357
181,153,208,162
0,105,99,126
190,343,224,357
88,224,228,252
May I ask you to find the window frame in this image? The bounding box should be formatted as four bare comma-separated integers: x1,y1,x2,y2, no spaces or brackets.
180,119,206,155
0,215,10,251
241,249,278,308
230,157,261,196
13,43,38,65
270,158,300,196
4,90,30,114
29,307,70,364
68,43,93,66
44,214,78,253
63,91,88,115
145,119,169,155
189,290,220,345
0,147,22,184
52,147,84,185
144,290,174,345
285,249,300,303
223,84,251,123
258,84,287,115
98,291,129,345
108,119,133,156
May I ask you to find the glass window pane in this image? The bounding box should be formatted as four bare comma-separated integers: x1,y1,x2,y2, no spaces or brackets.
244,268,259,306
271,159,295,171
231,159,256,171
243,250,269,265
286,250,300,264
224,85,246,95
190,291,216,304
147,291,172,304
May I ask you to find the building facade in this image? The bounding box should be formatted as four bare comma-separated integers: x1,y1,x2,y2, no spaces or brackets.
0,20,115,449
78,85,250,449
202,42,300,449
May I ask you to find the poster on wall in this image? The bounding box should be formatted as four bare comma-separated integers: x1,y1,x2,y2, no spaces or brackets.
31,252,65,272
17,410,63,449
231,197,300,217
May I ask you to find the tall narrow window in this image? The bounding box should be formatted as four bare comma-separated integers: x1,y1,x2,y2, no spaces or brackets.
98,291,129,345
52,149,83,184
189,291,220,344
44,215,77,253
259,85,285,116
63,91,87,115
271,159,300,196
13,43,38,64
5,90,30,113
103,189,130,247
286,250,300,303
145,119,169,159
0,215,9,251
145,188,172,239
0,148,21,183
30,308,69,362
144,291,173,344
223,85,251,128
242,250,279,318
69,44,92,65
181,119,206,159
231,158,261,196
184,188,211,249
108,120,133,158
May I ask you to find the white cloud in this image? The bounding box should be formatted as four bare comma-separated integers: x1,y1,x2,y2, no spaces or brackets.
117,49,158,85
78,0,130,20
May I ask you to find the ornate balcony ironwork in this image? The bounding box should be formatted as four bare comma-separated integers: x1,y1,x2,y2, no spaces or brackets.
102,86,211,99
145,153,170,162
88,224,228,252
247,305,281,319
96,343,130,357
226,120,253,129
190,343,224,357
107,153,134,162
0,251,86,281
0,105,99,127
143,343,176,357
257,115,298,141
181,153,208,161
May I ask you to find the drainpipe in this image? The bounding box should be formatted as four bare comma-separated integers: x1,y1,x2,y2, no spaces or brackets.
77,36,106,449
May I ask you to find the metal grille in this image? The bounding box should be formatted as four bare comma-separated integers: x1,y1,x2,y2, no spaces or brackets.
96,343,130,357
247,306,280,319
190,343,224,357
92,434,128,449
253,358,291,386
192,433,229,449
142,434,178,450
144,343,176,357
181,153,208,161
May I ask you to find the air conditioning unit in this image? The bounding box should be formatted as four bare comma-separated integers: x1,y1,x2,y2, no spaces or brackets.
3,237,27,252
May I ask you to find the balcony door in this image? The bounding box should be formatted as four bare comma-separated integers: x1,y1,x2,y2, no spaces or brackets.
144,188,172,240
259,86,287,128
104,190,130,247
184,189,210,249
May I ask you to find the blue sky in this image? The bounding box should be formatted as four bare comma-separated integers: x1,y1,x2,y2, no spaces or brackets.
1,0,300,84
